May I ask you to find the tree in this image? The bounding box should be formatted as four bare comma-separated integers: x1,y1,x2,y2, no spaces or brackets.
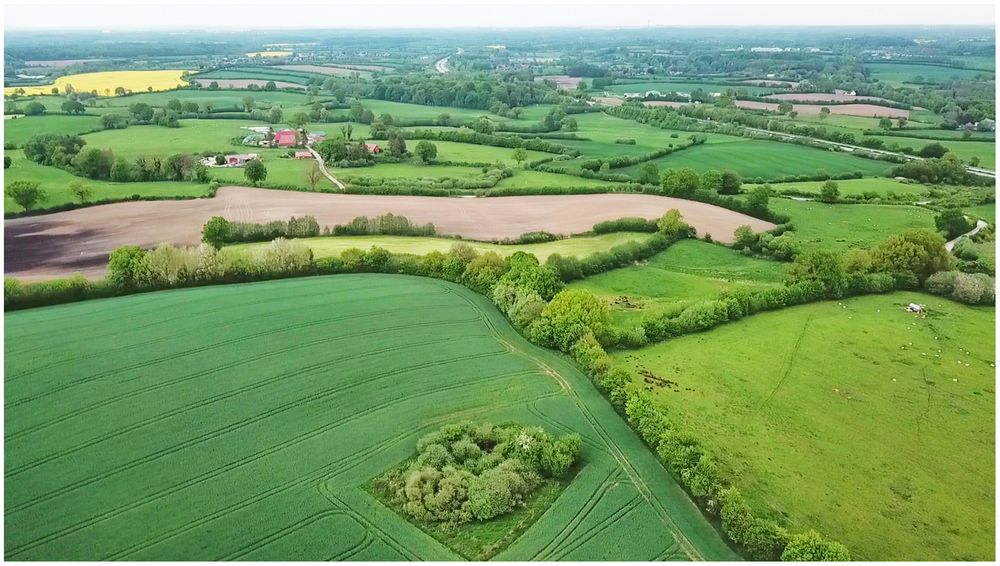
530,289,610,351
101,113,128,129
745,185,771,215
73,147,114,179
5,180,46,210
110,157,135,182
871,229,952,284
700,170,722,192
340,123,354,140
305,161,324,190
68,180,93,203
777,101,793,114
24,101,45,116
896,117,908,129
288,112,310,144
661,167,701,197
878,117,893,130
268,107,283,124
719,170,742,194
819,180,840,203
61,100,86,114
208,81,220,90
114,86,127,96
4,156,11,169
166,99,183,112
128,102,153,122
264,81,277,91
733,225,756,249
512,147,529,167
107,245,149,289
819,107,831,120
656,209,694,238
780,530,850,561
917,142,949,158
242,96,255,112
934,209,974,239
637,162,659,185
388,131,407,156
788,249,847,297
201,216,231,248
415,140,438,163
244,159,267,186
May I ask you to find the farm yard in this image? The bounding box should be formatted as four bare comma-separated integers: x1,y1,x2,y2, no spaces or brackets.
3,275,736,561
3,18,996,564
613,293,995,561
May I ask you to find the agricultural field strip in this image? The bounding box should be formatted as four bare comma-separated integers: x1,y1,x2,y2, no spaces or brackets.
447,287,705,560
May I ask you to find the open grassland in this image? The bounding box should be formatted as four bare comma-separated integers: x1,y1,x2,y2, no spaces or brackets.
866,62,995,86
613,292,995,561
4,115,103,146
3,274,736,561
622,140,892,180
868,136,996,169
4,70,192,96
412,140,551,165
752,178,930,197
769,200,936,252
494,170,617,189
965,203,996,223
81,119,262,157
568,240,784,325
357,100,517,123
3,151,207,213
230,232,653,260
337,163,488,181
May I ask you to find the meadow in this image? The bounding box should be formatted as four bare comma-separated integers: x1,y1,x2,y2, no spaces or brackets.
231,232,653,260
3,274,736,561
4,115,103,146
4,70,192,96
613,292,996,561
768,199,937,252
865,62,995,86
754,177,931,197
621,140,893,180
3,150,208,212
867,135,996,169
568,239,785,325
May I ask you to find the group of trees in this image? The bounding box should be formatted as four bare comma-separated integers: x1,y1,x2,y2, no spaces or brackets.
890,153,991,185
381,422,581,524
201,215,321,247
367,75,555,110
313,138,378,166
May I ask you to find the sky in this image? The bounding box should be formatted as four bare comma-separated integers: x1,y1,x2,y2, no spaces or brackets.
3,0,996,30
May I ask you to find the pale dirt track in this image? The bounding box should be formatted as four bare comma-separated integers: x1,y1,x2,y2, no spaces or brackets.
5,186,774,279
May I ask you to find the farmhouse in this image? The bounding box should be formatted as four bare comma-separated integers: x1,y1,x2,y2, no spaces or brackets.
366,143,382,154
273,129,298,147
225,153,259,166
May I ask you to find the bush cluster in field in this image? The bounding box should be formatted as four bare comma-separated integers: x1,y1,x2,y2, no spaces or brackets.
377,422,580,524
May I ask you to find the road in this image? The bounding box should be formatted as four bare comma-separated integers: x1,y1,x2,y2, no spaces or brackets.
945,219,989,251
305,144,345,190
433,48,462,73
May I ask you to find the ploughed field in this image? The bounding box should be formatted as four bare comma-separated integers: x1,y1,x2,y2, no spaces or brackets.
3,275,736,561
4,187,774,279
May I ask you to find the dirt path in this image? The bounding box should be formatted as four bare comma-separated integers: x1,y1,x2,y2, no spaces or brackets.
4,187,774,280
305,145,345,190
945,219,989,251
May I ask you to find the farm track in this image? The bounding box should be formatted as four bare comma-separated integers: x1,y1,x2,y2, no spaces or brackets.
5,186,775,279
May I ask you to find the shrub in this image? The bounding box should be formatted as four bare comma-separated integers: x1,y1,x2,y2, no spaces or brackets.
529,289,610,351
781,530,851,561
924,271,995,305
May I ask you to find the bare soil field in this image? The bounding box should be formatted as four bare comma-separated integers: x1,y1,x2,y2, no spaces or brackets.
274,64,368,76
643,100,690,108
735,100,910,118
192,78,304,89
740,79,801,87
5,186,774,279
594,96,624,106
535,75,584,88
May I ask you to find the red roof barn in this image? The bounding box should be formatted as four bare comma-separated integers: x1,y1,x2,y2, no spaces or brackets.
366,143,381,154
273,130,298,147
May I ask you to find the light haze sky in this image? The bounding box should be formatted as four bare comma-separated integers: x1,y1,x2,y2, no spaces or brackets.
4,0,996,30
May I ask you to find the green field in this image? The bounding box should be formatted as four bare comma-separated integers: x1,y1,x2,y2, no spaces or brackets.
869,136,996,169
3,274,736,560
3,150,208,212
5,115,103,146
965,203,996,223
622,140,893,180
410,140,551,165
866,62,995,86
769,199,937,251
756,178,931,197
232,232,653,260
494,169,617,189
613,292,996,560
568,240,785,325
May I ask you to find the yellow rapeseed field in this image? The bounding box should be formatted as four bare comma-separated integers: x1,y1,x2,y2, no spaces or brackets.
4,70,192,96
245,51,293,58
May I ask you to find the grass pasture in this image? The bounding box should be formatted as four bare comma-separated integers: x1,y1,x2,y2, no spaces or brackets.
605,81,782,96
613,292,996,560
868,136,996,169
4,70,192,96
768,199,937,252
866,62,995,86
756,178,931,197
3,274,736,561
3,150,207,212
568,239,785,325
620,139,893,180
4,115,103,146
